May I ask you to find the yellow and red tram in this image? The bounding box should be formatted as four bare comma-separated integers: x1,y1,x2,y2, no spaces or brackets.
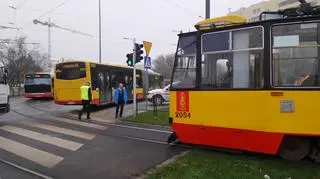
169,3,320,161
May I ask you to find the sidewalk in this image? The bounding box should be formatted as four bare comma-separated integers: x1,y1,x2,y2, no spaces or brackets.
90,103,136,123
90,102,167,123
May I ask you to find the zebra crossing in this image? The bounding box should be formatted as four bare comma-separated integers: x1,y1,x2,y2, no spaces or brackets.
0,116,107,168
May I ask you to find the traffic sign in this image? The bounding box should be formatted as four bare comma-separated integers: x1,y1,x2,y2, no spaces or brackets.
143,41,152,57
144,56,152,69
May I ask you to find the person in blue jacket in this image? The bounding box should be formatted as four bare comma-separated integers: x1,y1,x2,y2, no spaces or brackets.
114,83,128,118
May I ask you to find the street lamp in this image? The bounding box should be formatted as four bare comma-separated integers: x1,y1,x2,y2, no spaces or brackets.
124,37,137,117
8,4,17,25
98,0,102,64
8,5,16,10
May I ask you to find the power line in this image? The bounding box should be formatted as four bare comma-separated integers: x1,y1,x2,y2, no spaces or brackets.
17,0,29,9
161,0,204,19
0,25,19,30
20,0,72,29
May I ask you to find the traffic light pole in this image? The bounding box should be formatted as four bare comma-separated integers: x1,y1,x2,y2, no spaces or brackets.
133,38,137,117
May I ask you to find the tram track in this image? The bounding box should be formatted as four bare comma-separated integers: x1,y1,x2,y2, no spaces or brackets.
10,105,245,155
10,100,184,148
12,99,319,167
5,100,191,179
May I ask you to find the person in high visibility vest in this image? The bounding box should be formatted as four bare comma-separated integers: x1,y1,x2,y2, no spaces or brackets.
114,83,128,118
78,82,92,120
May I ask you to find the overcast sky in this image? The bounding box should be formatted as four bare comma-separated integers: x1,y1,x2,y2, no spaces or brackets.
1,0,263,65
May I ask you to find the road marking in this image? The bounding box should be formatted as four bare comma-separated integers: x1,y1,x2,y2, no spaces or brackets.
91,118,172,134
0,158,54,179
0,136,63,168
23,122,96,140
51,117,107,130
0,125,83,151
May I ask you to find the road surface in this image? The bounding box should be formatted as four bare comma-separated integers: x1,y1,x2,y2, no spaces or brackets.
0,97,184,179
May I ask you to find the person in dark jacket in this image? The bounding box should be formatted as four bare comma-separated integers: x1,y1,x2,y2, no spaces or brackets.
114,83,128,118
79,82,92,120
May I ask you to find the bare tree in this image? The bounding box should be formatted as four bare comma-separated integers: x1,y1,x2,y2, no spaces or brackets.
152,53,175,79
0,37,51,86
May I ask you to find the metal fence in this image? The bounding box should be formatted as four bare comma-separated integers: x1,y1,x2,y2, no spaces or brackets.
10,86,24,97
136,97,169,119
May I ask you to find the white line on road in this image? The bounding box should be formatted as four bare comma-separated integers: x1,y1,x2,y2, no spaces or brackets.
0,125,83,151
91,118,172,134
0,136,63,168
23,122,96,140
51,117,107,130
0,158,54,179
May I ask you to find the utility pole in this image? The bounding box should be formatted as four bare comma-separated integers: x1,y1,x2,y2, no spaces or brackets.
133,38,137,117
206,0,211,19
48,18,52,61
98,0,102,64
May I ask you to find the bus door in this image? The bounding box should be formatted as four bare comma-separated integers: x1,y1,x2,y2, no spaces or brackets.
105,71,112,103
91,64,111,105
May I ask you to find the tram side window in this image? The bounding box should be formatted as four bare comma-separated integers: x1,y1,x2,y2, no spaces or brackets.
272,23,320,87
172,34,197,89
201,27,264,89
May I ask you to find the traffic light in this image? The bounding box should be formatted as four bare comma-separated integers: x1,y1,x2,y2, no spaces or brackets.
135,43,144,64
126,53,133,67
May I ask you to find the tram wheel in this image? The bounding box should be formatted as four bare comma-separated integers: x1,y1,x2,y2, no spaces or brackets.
309,139,320,162
278,136,310,161
167,132,178,144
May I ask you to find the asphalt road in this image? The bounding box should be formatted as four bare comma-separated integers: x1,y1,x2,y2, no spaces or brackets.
0,97,184,179
0,162,39,179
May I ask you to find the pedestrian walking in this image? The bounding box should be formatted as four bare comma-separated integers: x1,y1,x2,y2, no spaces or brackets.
114,83,128,118
79,81,92,120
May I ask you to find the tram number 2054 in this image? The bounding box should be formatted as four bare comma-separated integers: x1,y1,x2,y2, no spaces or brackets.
175,112,191,118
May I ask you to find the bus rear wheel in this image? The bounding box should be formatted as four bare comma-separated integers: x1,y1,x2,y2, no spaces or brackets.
278,136,310,161
309,139,320,162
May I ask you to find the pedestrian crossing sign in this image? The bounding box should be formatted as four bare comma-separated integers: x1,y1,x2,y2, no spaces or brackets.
144,56,152,69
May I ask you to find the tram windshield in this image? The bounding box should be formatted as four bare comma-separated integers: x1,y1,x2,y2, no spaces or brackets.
172,34,197,89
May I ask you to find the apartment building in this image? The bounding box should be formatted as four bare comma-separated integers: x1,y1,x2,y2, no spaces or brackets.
228,0,320,22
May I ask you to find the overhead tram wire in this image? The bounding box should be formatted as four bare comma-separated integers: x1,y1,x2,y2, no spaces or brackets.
17,0,29,9
20,0,72,30
161,0,204,19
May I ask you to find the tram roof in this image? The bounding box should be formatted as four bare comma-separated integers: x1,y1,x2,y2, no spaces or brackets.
180,14,320,36
195,15,247,31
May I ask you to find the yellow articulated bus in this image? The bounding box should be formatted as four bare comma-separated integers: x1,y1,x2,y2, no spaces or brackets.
54,61,163,105
169,2,320,162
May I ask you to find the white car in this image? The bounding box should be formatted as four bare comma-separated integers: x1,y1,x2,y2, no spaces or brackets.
147,81,180,106
0,65,9,114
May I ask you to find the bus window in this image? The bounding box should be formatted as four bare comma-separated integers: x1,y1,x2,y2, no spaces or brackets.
272,22,320,87
172,34,197,89
201,27,264,89
56,62,86,80
136,71,143,88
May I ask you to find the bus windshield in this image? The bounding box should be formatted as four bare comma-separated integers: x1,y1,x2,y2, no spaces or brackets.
25,74,51,85
24,74,52,93
56,62,86,80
